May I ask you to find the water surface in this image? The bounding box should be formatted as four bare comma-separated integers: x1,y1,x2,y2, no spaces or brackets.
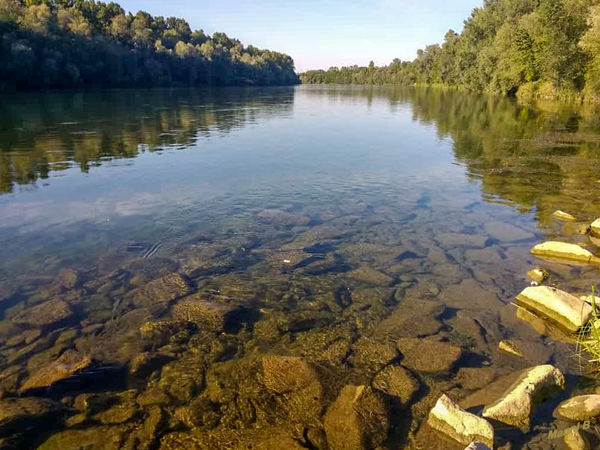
1,86,600,449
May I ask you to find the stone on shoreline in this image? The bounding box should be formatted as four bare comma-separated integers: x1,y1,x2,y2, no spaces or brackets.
427,394,494,448
19,350,92,393
324,385,389,450
553,210,576,221
591,218,600,238
397,338,462,373
516,286,593,332
482,364,565,431
554,395,600,422
530,241,599,264
527,268,547,284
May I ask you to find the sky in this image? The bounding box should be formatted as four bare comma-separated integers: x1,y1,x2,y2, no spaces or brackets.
117,0,483,72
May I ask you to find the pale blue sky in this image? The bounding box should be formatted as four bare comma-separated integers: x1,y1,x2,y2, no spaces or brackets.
118,0,483,72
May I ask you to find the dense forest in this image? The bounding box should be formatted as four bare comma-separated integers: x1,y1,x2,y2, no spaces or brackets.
301,0,600,102
0,0,299,90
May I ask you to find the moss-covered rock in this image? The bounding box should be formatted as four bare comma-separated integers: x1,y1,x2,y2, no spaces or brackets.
397,338,462,373
19,350,91,393
12,298,73,328
324,385,389,450
0,397,63,438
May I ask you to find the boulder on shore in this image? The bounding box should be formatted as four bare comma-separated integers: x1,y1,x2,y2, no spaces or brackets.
515,286,593,332
482,364,565,431
427,394,494,448
554,395,600,422
324,385,389,450
591,218,600,238
530,241,599,264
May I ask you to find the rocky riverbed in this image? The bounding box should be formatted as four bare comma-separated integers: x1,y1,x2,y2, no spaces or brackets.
0,204,598,449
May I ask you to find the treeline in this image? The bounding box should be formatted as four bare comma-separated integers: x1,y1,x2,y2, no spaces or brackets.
0,0,299,91
301,0,600,102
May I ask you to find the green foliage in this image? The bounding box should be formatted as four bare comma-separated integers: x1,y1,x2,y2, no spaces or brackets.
301,0,600,100
577,288,600,373
0,0,299,90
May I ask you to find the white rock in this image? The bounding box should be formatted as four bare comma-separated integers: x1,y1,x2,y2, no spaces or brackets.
482,365,565,431
531,241,599,264
516,286,593,332
526,268,547,283
553,210,576,221
591,218,600,238
555,394,600,422
428,394,494,448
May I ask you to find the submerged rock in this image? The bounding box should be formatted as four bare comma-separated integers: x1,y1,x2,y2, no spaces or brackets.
427,394,494,448
527,268,547,284
554,395,600,422
498,340,523,357
591,218,600,238
516,286,593,332
372,364,419,405
172,296,242,331
131,273,191,307
482,364,565,431
0,397,63,437
530,241,600,264
347,266,393,285
397,338,462,373
19,350,92,393
38,425,129,450
553,210,576,221
324,385,389,450
260,355,317,394
12,298,73,328
484,221,534,242
57,268,81,290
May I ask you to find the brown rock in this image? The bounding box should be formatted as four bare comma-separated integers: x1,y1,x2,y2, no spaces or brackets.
324,385,389,450
19,350,91,393
12,298,73,328
372,365,419,404
172,296,241,331
0,397,63,437
131,273,191,307
397,338,462,373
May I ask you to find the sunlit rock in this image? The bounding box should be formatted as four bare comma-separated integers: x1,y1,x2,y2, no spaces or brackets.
19,350,91,393
499,340,523,357
260,355,317,394
12,298,73,328
324,385,389,450
397,338,462,373
482,364,565,431
516,286,593,332
530,241,600,264
527,268,547,283
553,210,576,221
348,337,398,369
427,394,494,448
564,428,593,450
554,395,600,422
591,218,600,238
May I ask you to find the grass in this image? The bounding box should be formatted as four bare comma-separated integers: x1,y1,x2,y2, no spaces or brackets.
577,287,600,374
